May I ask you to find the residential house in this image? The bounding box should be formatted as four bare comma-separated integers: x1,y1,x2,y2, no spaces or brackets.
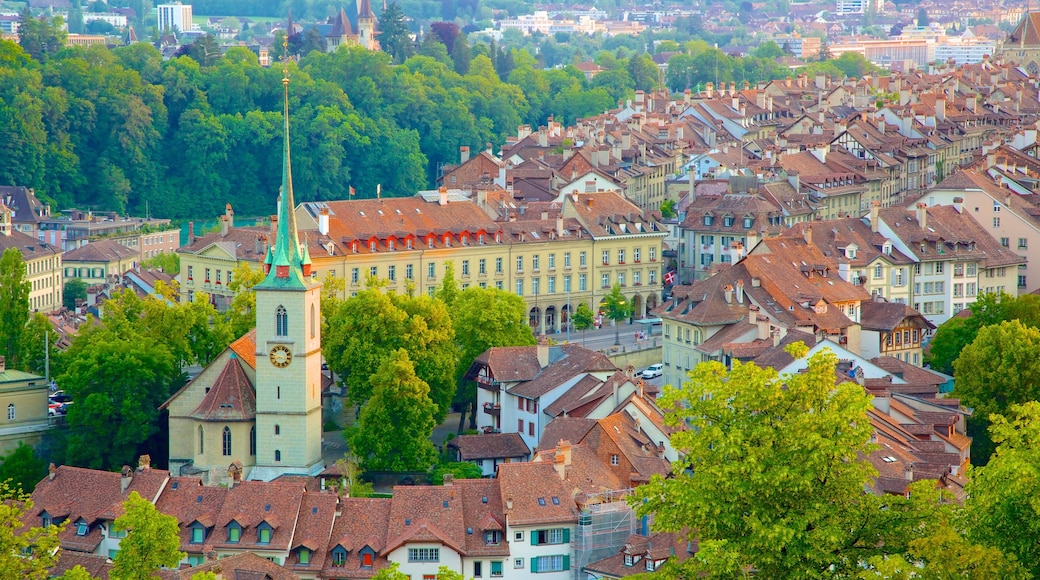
860,300,936,366
497,462,578,578
62,239,139,286
0,185,49,237
583,532,695,578
176,205,269,310
0,356,51,454
0,202,63,313
679,190,785,281
448,433,531,478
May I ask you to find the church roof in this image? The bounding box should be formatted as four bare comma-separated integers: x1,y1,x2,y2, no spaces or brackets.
189,356,256,421
1008,12,1040,47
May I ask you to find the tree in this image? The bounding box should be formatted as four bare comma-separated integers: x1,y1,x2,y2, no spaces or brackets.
378,3,413,64
0,248,29,369
224,262,266,338
111,491,186,579
372,563,463,580
17,9,66,62
19,313,58,377
431,461,482,484
348,349,438,472
660,198,677,219
926,292,1040,375
963,401,1040,577
140,252,180,276
953,320,1040,463
627,52,659,92
631,344,941,577
324,454,374,498
0,442,46,494
58,324,179,470
58,566,97,580
600,284,632,346
64,278,89,310
572,302,594,344
324,290,457,422
0,482,62,579
753,40,785,59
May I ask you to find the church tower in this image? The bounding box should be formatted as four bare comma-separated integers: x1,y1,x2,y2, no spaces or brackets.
250,54,324,481
357,0,378,50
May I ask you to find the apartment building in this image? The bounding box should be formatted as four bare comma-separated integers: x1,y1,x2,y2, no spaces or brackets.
0,202,62,313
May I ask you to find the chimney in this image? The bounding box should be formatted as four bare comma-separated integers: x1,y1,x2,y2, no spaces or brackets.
225,203,234,228
756,91,766,109
747,229,759,250
48,463,56,481
255,234,264,256
772,329,781,347
270,214,278,239
735,279,744,304
318,207,330,235
556,216,565,237
460,146,470,164
757,314,769,340
705,82,714,98
916,203,927,230
877,117,885,134
870,200,880,233
537,336,549,368
935,96,945,122
723,284,733,304
139,454,151,470
221,215,230,237
729,81,736,96
904,463,914,481
541,210,549,221
442,473,454,486
438,187,448,206
803,225,813,246
188,222,195,245
120,465,133,492
953,196,963,213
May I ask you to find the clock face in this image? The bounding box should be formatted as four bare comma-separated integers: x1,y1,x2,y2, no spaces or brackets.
269,345,292,368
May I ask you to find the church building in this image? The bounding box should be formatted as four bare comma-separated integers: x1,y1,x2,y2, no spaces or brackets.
163,62,325,484
1005,11,1040,74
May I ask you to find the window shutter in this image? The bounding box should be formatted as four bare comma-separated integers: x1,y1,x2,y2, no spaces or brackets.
531,557,538,572
531,531,537,545
562,528,570,543
563,555,570,570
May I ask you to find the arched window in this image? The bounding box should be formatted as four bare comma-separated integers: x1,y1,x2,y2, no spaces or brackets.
198,426,204,454
7,404,13,420
222,427,232,456
274,425,280,435
275,450,282,462
275,306,288,337
310,304,316,339
249,426,256,456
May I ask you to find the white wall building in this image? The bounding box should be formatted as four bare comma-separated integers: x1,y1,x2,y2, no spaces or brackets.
157,2,193,33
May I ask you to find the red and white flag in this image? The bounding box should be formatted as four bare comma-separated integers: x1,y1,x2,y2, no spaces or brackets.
664,270,676,285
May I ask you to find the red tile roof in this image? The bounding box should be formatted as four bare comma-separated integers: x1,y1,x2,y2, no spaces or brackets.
189,357,256,422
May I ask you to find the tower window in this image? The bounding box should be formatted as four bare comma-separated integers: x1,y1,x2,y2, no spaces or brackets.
250,426,256,456
198,426,204,454
222,427,232,456
274,425,280,435
275,450,282,462
276,305,288,337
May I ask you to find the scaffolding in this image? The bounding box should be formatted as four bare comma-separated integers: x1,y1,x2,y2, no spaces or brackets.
571,488,643,579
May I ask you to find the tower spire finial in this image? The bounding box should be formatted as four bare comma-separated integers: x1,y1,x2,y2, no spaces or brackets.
265,35,304,282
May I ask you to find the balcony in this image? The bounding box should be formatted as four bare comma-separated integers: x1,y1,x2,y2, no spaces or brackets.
483,402,501,416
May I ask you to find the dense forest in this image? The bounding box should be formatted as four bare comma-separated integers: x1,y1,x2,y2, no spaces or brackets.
1,10,878,219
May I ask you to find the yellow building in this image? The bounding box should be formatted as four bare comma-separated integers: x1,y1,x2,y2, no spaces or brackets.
0,202,62,313
62,239,140,286
0,356,51,455
295,189,668,335
178,205,268,310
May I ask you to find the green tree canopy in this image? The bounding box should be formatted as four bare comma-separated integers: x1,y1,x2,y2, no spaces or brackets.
378,2,413,64
571,301,595,343
0,442,47,494
63,278,88,310
348,349,438,472
0,482,62,579
963,401,1040,577
0,248,30,369
111,491,186,579
953,319,1040,463
631,343,960,577
600,283,632,346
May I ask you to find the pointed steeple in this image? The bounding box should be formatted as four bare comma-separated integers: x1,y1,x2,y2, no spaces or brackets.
257,39,308,289
358,0,376,20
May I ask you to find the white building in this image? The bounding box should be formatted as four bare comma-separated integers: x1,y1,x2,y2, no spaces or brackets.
157,2,193,34
836,0,883,14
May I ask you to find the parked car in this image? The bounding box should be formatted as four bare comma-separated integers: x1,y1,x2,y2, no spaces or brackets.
642,363,663,379
49,391,72,404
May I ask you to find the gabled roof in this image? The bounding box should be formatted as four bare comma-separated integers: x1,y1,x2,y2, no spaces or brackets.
860,301,935,333
189,356,256,422
448,433,531,461
154,477,228,552
322,497,392,577
497,462,578,526
63,239,139,264
210,481,305,551
537,417,597,453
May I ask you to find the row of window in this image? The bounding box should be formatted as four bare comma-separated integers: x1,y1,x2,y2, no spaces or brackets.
186,266,233,287
25,256,59,275
663,324,702,345
188,520,273,545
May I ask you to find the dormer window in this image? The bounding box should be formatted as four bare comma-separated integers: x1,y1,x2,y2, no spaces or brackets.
76,521,88,536
625,555,634,566
228,521,242,543
332,546,347,566
388,239,395,251
427,235,435,248
444,234,452,247
361,548,375,568
723,216,734,227
190,523,206,544
352,241,359,253
369,240,377,252
646,558,655,571
41,512,51,528
479,233,486,245
461,234,469,246
406,238,413,250
703,215,713,226
743,217,754,228
298,547,311,565
258,522,272,544
484,530,501,545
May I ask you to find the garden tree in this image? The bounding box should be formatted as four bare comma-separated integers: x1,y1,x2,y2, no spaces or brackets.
58,566,96,580
378,2,413,63
190,572,219,580
0,442,47,493
177,34,222,67
432,461,482,484
631,344,958,577
324,455,374,498
0,248,29,369
953,319,1040,463
964,401,1040,576
572,302,595,343
58,323,179,470
429,21,461,55
0,482,62,579
140,251,180,276
753,40,785,59
225,262,266,338
590,68,635,104
418,34,453,67
323,289,457,422
111,491,186,580
450,286,535,429
348,349,438,472
926,292,1040,375
659,198,677,218
372,563,464,580
627,52,659,92
64,278,89,309
451,32,471,75
435,261,461,310
601,284,633,346
19,313,58,377
858,520,1023,579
